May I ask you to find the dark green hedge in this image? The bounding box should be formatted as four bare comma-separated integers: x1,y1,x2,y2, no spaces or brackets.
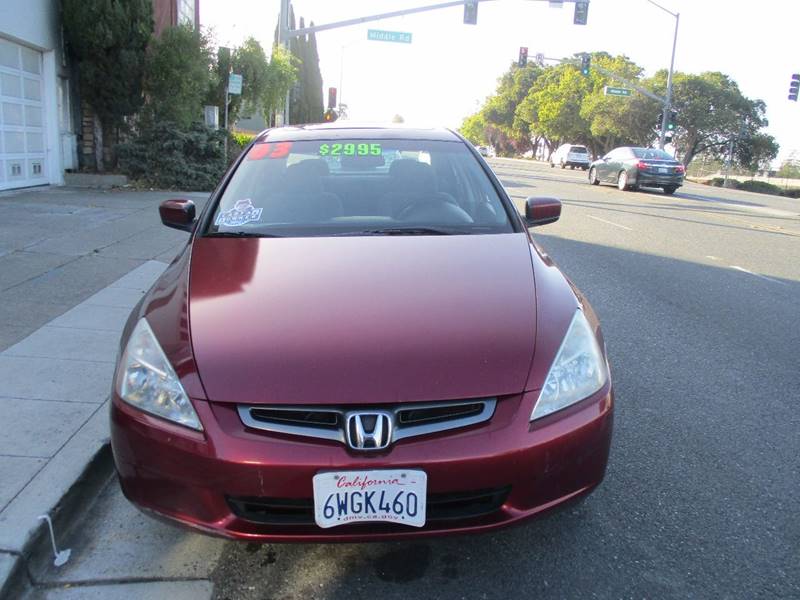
117,121,227,191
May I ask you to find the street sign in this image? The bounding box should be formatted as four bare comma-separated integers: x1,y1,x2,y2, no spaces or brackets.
367,29,412,43
574,1,589,25
535,53,545,67
604,86,631,97
228,73,243,95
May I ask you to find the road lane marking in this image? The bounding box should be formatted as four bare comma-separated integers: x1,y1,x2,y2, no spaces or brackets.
705,255,721,261
729,266,787,286
586,214,633,231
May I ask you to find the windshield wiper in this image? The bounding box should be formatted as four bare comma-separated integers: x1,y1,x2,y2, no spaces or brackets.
204,231,284,238
332,227,459,237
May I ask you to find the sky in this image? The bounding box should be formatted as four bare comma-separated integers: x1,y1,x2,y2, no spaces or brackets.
201,0,800,163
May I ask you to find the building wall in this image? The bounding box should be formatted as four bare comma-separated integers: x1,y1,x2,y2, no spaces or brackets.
0,0,74,190
154,0,201,36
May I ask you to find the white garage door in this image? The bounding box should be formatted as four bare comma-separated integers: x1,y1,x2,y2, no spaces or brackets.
0,37,46,191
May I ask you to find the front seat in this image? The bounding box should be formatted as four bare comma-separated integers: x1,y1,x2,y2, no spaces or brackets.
382,160,471,224
262,159,343,224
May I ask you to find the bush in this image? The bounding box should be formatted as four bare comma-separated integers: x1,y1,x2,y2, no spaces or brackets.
736,180,782,196
231,131,256,147
780,188,800,199
228,131,256,164
117,121,226,191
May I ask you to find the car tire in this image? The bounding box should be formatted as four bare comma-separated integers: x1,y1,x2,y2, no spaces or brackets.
589,167,600,185
617,171,630,191
663,186,678,195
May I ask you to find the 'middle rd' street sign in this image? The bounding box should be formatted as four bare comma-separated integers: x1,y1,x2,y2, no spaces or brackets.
367,29,412,43
604,86,631,97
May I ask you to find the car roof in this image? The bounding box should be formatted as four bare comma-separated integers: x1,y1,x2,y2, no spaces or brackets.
257,123,462,143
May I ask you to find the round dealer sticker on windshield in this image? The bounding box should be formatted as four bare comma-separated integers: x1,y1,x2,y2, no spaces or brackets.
215,199,263,227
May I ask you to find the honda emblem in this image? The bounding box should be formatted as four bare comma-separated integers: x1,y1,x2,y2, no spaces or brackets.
345,412,393,451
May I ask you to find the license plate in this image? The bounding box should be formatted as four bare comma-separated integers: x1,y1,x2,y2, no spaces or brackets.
313,469,427,528
659,167,668,173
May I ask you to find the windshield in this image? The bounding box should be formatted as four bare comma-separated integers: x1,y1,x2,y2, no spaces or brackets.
632,148,674,160
570,146,588,153
208,139,515,237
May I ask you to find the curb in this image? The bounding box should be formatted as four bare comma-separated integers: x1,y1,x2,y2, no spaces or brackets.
0,444,115,599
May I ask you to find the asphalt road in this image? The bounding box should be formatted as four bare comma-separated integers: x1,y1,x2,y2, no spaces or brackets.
28,161,800,599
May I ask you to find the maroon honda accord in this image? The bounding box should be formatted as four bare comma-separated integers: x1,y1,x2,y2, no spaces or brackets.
110,124,613,541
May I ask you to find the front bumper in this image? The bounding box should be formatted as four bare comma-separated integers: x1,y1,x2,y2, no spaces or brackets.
111,387,613,542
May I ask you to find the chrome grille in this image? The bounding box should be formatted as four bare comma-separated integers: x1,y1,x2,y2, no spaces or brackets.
238,398,496,448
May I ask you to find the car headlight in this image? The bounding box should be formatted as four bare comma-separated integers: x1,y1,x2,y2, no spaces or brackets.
115,318,202,431
531,310,608,421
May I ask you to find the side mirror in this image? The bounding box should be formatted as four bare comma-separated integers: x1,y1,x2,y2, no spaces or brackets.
524,196,561,227
159,199,196,232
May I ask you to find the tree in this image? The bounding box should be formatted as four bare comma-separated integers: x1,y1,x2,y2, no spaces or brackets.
734,132,779,174
459,112,487,145
777,161,800,179
62,0,153,170
648,71,774,167
577,53,659,155
304,24,324,123
207,37,297,128
522,63,591,150
143,25,214,129
263,45,298,124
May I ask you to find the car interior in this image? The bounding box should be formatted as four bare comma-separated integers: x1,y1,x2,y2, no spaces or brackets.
212,145,513,232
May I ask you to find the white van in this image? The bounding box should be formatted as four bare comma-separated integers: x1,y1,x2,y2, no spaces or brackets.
550,144,591,170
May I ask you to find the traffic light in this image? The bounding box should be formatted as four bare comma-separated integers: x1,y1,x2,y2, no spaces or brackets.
789,74,800,101
666,109,677,131
327,87,337,110
463,0,478,25
580,54,591,76
573,1,589,25
323,109,338,123
518,47,528,67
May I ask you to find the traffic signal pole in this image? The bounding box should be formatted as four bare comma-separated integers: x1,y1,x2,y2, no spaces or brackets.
646,0,680,149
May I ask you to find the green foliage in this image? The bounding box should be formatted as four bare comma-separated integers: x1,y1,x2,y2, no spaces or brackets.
734,133,779,173
459,113,488,145
263,45,298,121
117,121,226,191
463,54,778,167
648,70,777,167
62,0,152,129
231,131,256,147
777,161,800,178
287,12,325,124
736,180,782,195
208,38,296,127
143,26,214,129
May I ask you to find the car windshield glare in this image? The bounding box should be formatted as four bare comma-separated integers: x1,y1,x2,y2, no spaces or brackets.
632,148,674,160
207,139,515,237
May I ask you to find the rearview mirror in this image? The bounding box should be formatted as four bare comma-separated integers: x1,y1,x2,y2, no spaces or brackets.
159,199,196,232
524,196,561,227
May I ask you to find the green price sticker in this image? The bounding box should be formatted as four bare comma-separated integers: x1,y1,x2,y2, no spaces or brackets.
320,143,382,157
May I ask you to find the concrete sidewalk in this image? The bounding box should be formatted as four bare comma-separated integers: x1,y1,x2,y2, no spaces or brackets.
0,186,206,597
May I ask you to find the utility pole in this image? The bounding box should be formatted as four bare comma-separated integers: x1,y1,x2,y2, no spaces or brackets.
279,0,291,125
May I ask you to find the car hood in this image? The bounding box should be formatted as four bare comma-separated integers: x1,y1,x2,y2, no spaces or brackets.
189,233,537,405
